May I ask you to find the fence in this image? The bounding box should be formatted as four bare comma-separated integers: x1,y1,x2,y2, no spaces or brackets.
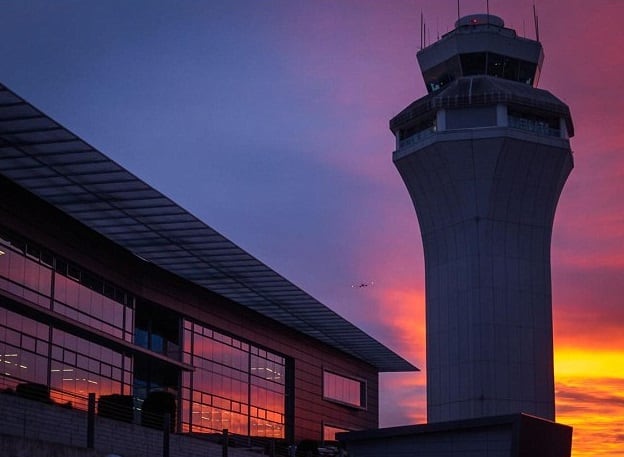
0,384,288,457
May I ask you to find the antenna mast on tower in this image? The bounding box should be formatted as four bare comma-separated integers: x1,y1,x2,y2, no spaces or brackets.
533,3,540,41
420,11,424,50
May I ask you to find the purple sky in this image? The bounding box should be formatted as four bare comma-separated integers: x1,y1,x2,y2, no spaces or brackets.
2,2,623,455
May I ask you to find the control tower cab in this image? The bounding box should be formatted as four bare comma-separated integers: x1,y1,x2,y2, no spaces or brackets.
419,14,544,92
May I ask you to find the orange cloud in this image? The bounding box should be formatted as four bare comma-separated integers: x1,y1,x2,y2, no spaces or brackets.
380,372,426,425
372,286,426,361
555,348,624,457
374,285,427,427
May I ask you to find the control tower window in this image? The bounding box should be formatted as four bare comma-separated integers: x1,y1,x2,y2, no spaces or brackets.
424,53,537,92
455,53,537,85
460,53,486,76
518,60,538,85
422,56,461,92
487,53,519,80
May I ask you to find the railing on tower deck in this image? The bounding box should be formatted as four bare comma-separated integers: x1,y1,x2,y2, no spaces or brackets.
399,127,436,148
508,115,560,137
397,114,561,150
391,90,570,131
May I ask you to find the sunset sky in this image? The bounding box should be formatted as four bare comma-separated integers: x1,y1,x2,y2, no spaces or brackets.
1,1,622,455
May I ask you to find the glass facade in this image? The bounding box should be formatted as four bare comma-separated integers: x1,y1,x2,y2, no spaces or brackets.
182,320,286,437
0,232,134,342
0,307,49,387
0,307,131,404
323,371,366,409
1,229,291,438
50,328,132,401
0,232,133,406
53,272,132,342
0,236,53,308
134,300,181,359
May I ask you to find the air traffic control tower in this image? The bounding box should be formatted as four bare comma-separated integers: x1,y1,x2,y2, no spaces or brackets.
339,14,575,457
392,14,573,424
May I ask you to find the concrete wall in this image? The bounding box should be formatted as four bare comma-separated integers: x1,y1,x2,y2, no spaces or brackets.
346,426,512,457
340,414,572,457
0,393,262,457
394,129,573,422
0,435,101,457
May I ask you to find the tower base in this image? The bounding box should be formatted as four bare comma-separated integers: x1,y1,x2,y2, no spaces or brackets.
339,414,572,457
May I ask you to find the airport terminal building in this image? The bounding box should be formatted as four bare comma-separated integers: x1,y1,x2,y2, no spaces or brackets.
0,82,416,445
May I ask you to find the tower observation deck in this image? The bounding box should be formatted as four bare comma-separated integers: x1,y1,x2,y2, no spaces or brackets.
391,14,574,423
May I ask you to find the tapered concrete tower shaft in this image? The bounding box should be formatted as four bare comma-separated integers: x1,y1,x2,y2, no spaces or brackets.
391,14,574,423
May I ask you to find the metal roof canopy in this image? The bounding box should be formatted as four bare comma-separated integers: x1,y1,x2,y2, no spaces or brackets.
0,83,417,372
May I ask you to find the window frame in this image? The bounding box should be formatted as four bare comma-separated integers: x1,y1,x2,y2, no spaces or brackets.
322,369,367,410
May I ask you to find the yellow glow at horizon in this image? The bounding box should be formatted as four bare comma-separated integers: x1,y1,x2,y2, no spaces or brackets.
555,348,624,378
